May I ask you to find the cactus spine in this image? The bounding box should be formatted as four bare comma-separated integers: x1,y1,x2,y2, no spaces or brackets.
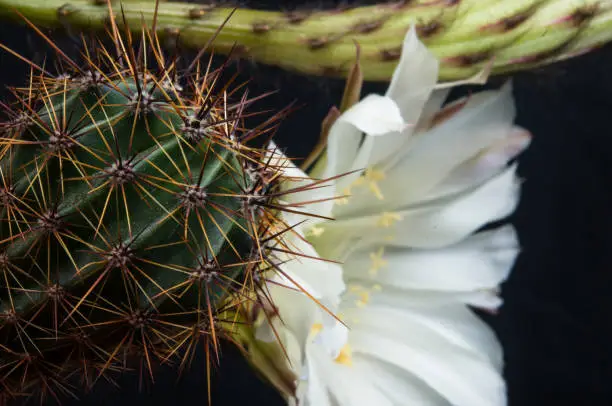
0,0,611,81
0,7,312,404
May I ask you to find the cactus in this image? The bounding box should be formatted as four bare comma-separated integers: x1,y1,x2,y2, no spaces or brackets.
0,8,309,404
0,0,612,81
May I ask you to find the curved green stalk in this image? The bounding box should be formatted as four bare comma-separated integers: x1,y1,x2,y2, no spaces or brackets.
0,0,611,81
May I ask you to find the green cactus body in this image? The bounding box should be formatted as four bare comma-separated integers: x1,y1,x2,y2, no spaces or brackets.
0,0,611,81
0,19,289,401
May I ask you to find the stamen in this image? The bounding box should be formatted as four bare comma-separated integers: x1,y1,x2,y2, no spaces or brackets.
369,247,387,276
377,212,402,228
334,344,353,366
352,168,386,200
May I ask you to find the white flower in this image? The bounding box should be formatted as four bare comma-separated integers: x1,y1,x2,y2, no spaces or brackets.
254,27,531,406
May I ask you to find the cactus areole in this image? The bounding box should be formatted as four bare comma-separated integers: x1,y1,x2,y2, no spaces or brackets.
0,10,300,402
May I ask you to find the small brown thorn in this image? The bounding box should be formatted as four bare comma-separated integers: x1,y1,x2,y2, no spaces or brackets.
251,22,272,34
307,36,330,50
57,4,77,18
380,46,402,62
568,5,598,27
320,65,343,77
189,5,215,20
417,20,443,38
352,19,385,34
285,10,311,24
450,50,494,67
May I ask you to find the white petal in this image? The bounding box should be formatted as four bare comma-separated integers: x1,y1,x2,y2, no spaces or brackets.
316,164,520,256
385,164,520,248
299,346,334,406
386,25,439,126
306,345,394,406
350,328,506,406
273,236,345,306
343,26,440,173
330,84,518,220
323,117,362,187
343,225,518,292
352,357,450,406
256,283,318,352
462,290,505,311
340,95,406,183
344,302,504,370
414,88,451,132
357,284,490,312
325,95,405,190
383,83,517,208
340,94,406,136
425,126,531,201
312,320,349,360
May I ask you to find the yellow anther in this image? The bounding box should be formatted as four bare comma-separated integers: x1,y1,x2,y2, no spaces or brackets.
369,247,387,276
355,291,370,308
377,212,402,228
335,186,352,206
372,284,382,291
365,168,385,200
334,343,353,366
335,197,350,205
311,323,323,336
349,284,364,293
306,225,325,237
352,168,386,200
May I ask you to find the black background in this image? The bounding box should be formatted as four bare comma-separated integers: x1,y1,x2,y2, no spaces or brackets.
1,0,612,405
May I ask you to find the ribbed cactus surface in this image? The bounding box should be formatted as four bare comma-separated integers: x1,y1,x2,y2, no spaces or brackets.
0,0,611,81
0,13,288,403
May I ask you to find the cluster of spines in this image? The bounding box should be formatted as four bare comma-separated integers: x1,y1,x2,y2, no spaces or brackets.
0,9,326,405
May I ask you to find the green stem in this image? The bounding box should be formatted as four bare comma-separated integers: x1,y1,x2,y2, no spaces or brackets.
0,0,611,81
